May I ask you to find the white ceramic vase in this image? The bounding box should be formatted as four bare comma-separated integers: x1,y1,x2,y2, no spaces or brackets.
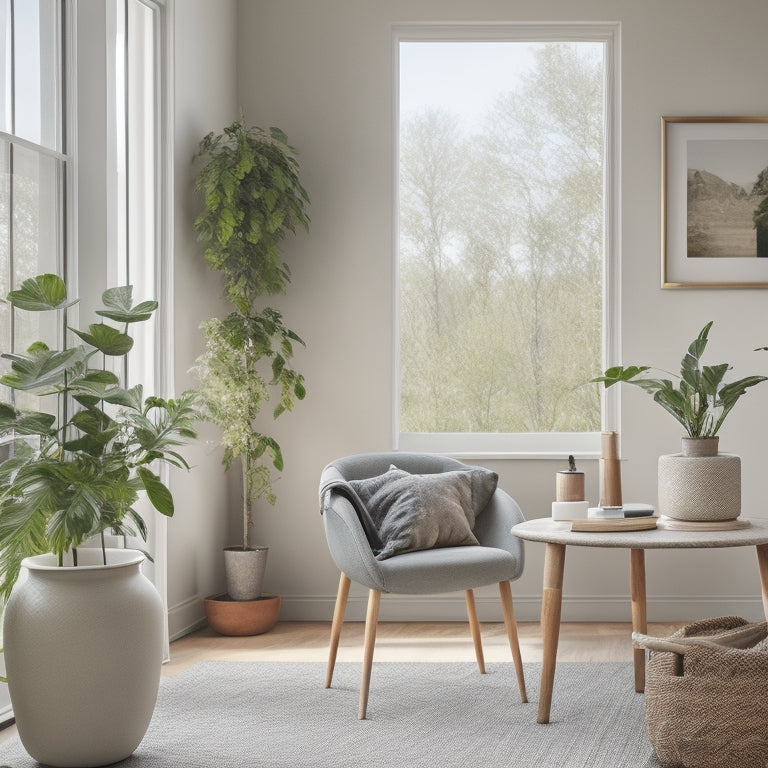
3,549,164,767
657,436,741,522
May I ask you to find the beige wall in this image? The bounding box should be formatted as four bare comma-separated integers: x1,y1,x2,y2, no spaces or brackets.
166,0,238,638
168,0,768,633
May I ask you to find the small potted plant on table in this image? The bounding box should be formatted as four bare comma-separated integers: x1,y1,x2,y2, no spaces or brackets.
592,321,767,525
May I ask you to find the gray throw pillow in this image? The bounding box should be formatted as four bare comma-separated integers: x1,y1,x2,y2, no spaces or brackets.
349,467,498,560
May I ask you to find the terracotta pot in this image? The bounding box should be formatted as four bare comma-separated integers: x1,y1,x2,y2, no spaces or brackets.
3,549,163,767
204,593,281,636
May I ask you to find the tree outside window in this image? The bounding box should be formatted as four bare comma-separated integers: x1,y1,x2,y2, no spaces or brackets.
398,37,608,442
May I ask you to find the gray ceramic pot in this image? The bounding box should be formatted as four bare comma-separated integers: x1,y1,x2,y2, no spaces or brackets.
223,546,268,600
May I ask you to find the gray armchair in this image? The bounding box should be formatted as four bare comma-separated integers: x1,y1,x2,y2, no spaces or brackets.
319,452,527,718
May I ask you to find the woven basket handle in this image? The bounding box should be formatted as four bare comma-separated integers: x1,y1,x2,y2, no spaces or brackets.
633,622,767,655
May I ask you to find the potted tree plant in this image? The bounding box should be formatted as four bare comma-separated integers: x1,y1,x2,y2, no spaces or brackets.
592,321,767,524
192,119,309,635
0,274,197,767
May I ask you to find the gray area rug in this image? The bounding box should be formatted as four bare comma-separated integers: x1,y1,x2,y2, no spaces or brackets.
0,661,662,767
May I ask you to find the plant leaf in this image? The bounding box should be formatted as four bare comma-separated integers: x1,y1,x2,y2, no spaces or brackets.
68,370,121,399
0,404,56,436
136,467,174,517
101,384,144,410
94,286,157,323
591,365,651,388
0,347,86,392
680,321,713,387
96,301,158,325
717,375,768,405
5,274,77,312
69,324,134,356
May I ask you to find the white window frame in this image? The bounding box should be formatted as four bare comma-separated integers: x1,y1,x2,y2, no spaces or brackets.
392,22,621,459
0,0,73,725
0,0,73,352
105,0,174,655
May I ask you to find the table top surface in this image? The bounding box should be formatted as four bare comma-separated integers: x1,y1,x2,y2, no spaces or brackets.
512,517,768,549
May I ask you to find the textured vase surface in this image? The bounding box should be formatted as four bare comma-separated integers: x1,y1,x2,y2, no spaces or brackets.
658,441,741,521
224,546,268,600
3,549,164,767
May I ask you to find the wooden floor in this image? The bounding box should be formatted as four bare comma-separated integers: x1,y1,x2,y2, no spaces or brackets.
163,619,685,676
0,620,684,747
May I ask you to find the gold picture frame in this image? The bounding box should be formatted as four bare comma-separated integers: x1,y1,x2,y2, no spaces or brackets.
662,115,768,288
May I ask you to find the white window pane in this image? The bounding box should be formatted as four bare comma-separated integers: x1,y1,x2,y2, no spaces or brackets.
11,144,63,366
398,40,605,437
0,140,9,358
0,0,10,135
13,0,61,151
126,0,156,393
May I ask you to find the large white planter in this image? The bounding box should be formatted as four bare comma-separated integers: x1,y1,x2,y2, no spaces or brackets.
3,549,164,767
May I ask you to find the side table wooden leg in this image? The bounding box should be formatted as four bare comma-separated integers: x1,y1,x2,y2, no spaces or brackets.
539,543,566,724
756,543,768,621
630,548,647,693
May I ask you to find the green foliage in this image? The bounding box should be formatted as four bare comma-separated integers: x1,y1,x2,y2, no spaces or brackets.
592,321,767,438
753,195,768,230
0,274,198,598
193,121,310,315
194,312,305,548
192,119,310,549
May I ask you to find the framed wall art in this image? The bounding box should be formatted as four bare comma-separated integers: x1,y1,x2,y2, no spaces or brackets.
662,116,768,288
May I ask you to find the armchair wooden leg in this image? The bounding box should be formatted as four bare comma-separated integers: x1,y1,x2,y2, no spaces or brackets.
499,580,528,704
325,572,351,689
359,589,381,720
465,589,486,674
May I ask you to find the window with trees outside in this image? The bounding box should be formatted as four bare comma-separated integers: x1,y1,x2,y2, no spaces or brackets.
396,25,619,456
0,0,68,442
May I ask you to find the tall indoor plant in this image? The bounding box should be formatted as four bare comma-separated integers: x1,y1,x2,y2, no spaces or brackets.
0,274,197,767
193,119,309,633
592,321,767,523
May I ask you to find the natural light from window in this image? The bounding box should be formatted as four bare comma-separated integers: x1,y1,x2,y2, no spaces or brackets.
396,31,615,456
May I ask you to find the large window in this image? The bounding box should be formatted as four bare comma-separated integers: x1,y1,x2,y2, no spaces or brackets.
0,0,67,413
107,0,170,600
111,0,167,395
395,25,619,456
0,0,67,722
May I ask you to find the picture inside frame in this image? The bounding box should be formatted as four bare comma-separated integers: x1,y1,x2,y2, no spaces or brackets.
662,116,768,288
687,139,768,259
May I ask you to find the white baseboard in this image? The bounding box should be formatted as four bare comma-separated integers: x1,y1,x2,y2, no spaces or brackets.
277,593,767,624
168,591,767,640
168,596,207,641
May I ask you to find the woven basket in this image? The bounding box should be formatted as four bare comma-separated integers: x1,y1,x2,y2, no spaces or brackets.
634,616,768,768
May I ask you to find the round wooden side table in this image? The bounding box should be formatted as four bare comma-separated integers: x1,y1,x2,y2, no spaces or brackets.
512,517,768,723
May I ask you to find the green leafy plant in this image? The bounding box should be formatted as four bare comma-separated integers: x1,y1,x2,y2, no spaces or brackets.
192,119,309,551
591,321,767,438
194,311,305,549
193,120,310,314
0,274,198,599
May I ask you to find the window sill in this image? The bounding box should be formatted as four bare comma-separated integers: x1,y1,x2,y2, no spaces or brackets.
397,432,602,459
